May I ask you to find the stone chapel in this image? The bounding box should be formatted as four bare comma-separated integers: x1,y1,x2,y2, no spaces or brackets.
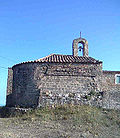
6,35,120,109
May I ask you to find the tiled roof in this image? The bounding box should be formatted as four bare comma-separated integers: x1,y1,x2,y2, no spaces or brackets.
34,54,102,63
13,54,102,67
103,71,120,74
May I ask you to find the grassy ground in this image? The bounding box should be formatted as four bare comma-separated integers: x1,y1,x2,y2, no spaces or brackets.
0,105,120,138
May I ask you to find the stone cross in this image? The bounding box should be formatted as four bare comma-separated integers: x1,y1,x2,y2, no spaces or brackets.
80,32,81,38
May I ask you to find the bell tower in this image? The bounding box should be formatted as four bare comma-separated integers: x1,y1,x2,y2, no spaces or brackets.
72,33,88,57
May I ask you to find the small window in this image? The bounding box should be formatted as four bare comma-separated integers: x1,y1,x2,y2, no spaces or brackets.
115,74,120,84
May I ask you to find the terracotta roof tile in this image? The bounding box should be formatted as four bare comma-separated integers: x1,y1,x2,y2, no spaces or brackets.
13,54,102,67
103,71,120,74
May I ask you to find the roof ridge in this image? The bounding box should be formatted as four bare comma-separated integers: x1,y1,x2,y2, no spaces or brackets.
36,54,73,61
37,53,55,61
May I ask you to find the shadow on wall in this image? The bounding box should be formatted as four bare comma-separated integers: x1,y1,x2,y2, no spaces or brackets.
6,65,41,108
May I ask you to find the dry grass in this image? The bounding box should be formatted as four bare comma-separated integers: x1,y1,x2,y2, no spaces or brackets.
0,105,120,138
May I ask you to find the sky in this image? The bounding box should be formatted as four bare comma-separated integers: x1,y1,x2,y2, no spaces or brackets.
0,0,120,106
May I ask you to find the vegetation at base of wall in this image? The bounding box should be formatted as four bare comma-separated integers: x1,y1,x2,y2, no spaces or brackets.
0,105,120,137
0,105,120,124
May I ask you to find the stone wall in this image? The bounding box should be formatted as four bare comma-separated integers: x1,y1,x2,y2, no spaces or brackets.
6,63,120,109
102,71,120,109
7,68,13,95
6,62,103,108
6,68,13,107
102,71,120,91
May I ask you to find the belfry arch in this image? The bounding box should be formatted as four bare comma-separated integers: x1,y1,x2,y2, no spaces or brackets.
72,37,88,57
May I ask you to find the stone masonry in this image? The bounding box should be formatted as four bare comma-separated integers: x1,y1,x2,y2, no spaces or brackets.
102,71,120,109
7,68,13,95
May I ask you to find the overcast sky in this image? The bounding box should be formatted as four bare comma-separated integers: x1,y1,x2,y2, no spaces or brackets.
0,0,120,106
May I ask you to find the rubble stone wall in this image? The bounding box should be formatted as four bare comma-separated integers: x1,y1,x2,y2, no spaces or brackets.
7,68,13,95
6,62,103,107
102,71,120,109
6,63,120,109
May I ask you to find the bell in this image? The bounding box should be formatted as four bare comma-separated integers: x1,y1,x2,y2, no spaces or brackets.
79,46,83,52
